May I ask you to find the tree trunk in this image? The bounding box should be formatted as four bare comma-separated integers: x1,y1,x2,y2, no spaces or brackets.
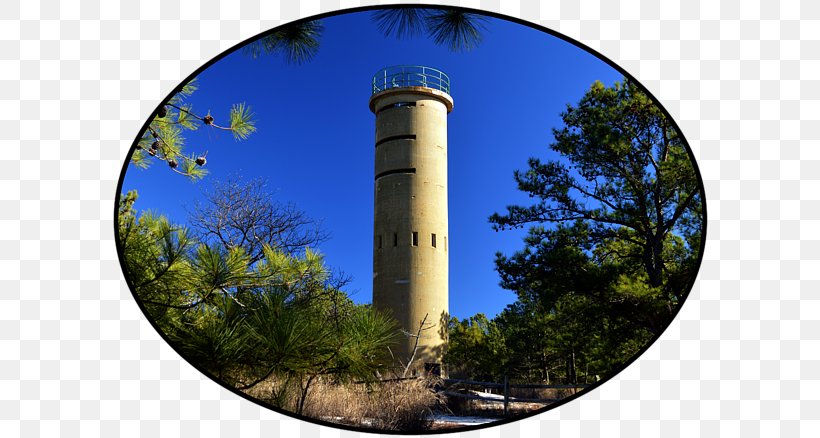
644,235,664,288
296,373,317,415
651,234,665,288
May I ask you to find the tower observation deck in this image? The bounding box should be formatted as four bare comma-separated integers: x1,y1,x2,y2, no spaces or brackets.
369,66,452,376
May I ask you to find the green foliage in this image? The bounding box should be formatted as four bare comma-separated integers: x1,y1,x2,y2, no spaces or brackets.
444,314,508,381
490,79,702,291
130,78,256,181
189,244,252,291
332,306,399,381
166,297,252,380
446,80,702,385
172,79,199,102
118,191,398,414
244,287,335,374
175,104,199,130
118,191,196,324
228,103,257,140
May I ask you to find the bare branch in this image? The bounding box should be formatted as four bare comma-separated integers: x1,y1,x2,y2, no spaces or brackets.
186,177,329,264
402,313,430,378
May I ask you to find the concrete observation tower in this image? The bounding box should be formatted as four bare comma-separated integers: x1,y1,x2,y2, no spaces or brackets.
369,66,453,376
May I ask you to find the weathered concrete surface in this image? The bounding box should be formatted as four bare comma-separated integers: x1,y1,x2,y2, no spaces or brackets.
370,86,452,374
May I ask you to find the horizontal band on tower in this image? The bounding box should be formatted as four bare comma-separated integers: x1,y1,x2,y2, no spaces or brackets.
375,168,416,180
375,134,416,147
376,101,416,115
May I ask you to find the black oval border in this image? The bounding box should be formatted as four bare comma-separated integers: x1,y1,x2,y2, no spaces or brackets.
113,4,709,435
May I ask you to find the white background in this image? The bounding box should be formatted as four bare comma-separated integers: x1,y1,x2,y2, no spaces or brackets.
1,0,817,436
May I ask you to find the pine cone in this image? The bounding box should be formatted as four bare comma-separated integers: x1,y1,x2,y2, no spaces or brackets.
203,115,214,125
168,159,178,168
195,156,207,166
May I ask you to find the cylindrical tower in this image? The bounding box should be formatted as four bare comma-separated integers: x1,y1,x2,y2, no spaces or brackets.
369,66,453,376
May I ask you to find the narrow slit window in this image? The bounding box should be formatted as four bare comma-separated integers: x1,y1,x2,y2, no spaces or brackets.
393,233,398,247
378,235,382,249
412,232,418,247
444,236,447,251
432,233,437,248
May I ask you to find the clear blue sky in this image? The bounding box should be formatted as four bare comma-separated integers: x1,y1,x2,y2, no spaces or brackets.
121,10,622,320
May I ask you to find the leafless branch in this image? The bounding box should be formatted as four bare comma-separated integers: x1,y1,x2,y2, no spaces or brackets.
186,177,330,265
402,313,433,378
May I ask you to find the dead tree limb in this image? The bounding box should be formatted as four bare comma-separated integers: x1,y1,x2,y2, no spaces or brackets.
402,313,434,378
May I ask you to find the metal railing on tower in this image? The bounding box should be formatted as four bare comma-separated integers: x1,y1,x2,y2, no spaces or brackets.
371,65,451,95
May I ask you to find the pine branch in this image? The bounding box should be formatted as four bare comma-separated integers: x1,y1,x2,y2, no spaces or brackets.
229,103,257,140
372,8,431,39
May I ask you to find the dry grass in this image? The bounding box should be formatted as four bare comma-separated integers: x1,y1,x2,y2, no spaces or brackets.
239,374,582,430
509,386,576,400
242,376,442,432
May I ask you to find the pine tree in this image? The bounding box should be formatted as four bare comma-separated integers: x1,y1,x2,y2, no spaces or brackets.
130,78,256,180
243,20,324,63
372,7,489,51
490,79,703,298
118,190,399,413
444,80,703,385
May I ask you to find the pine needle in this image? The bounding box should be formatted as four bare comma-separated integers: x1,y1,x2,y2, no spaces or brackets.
425,10,488,52
244,21,323,64
371,8,430,39
229,103,257,140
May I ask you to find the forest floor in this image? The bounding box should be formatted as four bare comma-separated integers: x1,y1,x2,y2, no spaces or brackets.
241,376,562,431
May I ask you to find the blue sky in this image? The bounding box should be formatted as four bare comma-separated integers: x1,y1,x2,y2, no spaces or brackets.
120,10,623,320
